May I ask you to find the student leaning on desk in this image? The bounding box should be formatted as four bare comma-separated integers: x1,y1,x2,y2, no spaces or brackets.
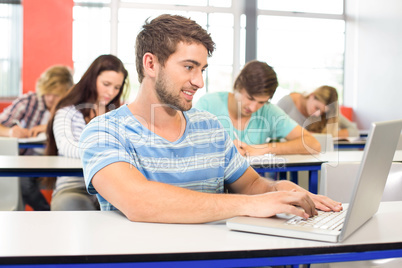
0,65,73,211
78,14,341,224
276,85,359,139
195,60,321,156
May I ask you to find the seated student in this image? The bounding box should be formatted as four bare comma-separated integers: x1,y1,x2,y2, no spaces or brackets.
44,54,129,211
0,65,73,138
0,65,74,211
195,60,321,156
79,14,341,224
276,85,359,138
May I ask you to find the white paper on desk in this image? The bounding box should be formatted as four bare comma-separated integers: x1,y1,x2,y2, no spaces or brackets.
18,132,47,143
246,154,287,165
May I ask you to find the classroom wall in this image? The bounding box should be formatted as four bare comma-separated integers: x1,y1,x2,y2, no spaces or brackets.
5,0,402,127
344,0,402,129
22,0,74,94
1,0,73,113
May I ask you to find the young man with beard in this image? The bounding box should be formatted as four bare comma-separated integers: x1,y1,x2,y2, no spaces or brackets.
79,14,341,223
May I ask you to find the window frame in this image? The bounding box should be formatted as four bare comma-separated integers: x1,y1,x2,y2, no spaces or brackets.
73,0,346,98
0,0,22,99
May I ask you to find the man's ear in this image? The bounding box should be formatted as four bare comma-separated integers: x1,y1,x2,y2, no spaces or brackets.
143,52,158,78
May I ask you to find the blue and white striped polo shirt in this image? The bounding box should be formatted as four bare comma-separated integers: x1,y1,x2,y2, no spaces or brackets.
79,105,249,211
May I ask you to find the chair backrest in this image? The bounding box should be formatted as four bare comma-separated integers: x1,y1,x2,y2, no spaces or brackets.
312,133,334,153
0,137,23,211
319,162,402,203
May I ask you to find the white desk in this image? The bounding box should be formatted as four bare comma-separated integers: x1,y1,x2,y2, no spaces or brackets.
276,150,402,163
1,151,400,191
0,202,402,266
0,155,83,177
334,138,366,150
321,150,402,162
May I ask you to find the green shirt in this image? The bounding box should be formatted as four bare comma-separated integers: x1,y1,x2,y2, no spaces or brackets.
195,92,298,145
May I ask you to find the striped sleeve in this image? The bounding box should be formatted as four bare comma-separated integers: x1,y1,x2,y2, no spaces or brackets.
0,93,34,127
53,106,86,158
79,112,133,195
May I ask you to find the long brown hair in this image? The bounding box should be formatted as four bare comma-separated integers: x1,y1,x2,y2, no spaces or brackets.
305,85,339,134
43,54,128,188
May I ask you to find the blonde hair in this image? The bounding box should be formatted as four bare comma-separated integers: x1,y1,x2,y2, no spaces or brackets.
36,65,74,96
305,85,339,135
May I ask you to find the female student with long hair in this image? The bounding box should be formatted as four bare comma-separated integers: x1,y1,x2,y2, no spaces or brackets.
45,54,129,210
277,85,358,138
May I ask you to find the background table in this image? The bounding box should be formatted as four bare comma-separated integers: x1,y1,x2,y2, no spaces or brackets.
251,151,402,193
0,155,83,177
2,151,400,194
334,139,366,150
18,135,46,149
0,202,401,267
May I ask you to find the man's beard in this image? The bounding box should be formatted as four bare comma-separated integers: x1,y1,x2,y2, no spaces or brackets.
155,70,193,112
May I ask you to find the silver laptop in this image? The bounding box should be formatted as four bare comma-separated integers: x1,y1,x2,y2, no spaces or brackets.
227,119,402,243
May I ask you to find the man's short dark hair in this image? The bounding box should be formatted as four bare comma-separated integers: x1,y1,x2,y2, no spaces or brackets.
135,14,215,83
234,60,278,97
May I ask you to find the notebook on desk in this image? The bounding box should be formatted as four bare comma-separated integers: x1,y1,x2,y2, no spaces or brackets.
227,119,402,243
18,132,47,144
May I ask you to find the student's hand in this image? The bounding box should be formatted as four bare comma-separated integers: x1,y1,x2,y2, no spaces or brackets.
273,180,343,212
245,190,318,219
9,125,29,138
233,139,247,156
28,124,46,137
242,146,265,156
307,193,343,212
235,143,266,156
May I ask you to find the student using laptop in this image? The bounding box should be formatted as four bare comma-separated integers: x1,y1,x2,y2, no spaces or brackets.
195,61,321,156
79,14,341,224
227,119,402,242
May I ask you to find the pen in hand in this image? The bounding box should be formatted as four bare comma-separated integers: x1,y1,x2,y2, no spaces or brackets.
13,120,22,127
233,131,243,149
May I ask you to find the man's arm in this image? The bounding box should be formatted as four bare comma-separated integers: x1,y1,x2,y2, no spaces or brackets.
236,125,321,155
91,162,337,223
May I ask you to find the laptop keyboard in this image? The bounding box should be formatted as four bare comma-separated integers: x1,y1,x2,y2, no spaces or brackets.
285,209,347,231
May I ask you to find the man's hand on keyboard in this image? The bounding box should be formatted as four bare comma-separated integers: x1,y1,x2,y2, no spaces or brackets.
272,180,343,214
308,193,343,213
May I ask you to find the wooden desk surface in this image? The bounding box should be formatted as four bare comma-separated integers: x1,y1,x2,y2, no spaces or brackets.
0,202,401,264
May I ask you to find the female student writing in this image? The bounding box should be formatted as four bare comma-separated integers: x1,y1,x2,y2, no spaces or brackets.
45,54,129,210
276,85,359,138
